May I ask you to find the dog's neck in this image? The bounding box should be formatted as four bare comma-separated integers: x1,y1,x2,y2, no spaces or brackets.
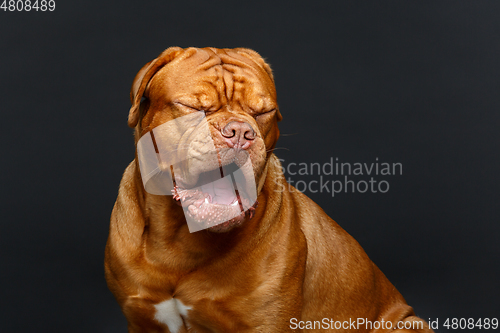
131,156,286,272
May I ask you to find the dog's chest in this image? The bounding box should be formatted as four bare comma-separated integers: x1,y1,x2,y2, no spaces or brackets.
154,298,192,333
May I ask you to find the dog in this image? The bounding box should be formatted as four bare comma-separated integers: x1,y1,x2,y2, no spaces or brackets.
105,47,433,332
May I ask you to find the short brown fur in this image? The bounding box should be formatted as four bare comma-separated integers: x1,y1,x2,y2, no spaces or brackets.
105,47,433,332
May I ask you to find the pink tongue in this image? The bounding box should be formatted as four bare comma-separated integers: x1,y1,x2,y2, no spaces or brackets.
200,175,237,205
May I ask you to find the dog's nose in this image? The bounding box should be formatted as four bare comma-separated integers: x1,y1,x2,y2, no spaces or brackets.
221,121,256,150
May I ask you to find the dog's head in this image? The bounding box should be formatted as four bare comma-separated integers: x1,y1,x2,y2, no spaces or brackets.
129,47,282,232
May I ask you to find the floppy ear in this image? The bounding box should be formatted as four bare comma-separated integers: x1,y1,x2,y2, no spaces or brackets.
128,47,184,128
233,48,283,121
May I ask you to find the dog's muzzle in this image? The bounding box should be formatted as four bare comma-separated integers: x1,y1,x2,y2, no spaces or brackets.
136,112,258,232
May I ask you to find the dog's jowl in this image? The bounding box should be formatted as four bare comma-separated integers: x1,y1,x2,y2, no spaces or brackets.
105,47,433,332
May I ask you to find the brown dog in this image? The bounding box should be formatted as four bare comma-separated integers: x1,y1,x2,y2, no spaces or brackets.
105,47,433,332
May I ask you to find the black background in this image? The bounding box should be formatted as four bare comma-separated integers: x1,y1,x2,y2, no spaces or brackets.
1,1,499,332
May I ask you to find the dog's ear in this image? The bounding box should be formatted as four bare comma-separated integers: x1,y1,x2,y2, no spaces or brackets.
128,47,184,128
233,48,283,122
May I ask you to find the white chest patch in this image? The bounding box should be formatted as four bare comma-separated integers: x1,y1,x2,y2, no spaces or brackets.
154,298,192,333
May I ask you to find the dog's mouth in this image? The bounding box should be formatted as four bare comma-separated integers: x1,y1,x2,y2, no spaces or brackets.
172,160,258,232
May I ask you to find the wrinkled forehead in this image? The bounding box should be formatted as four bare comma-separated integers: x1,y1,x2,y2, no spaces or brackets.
147,48,277,111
